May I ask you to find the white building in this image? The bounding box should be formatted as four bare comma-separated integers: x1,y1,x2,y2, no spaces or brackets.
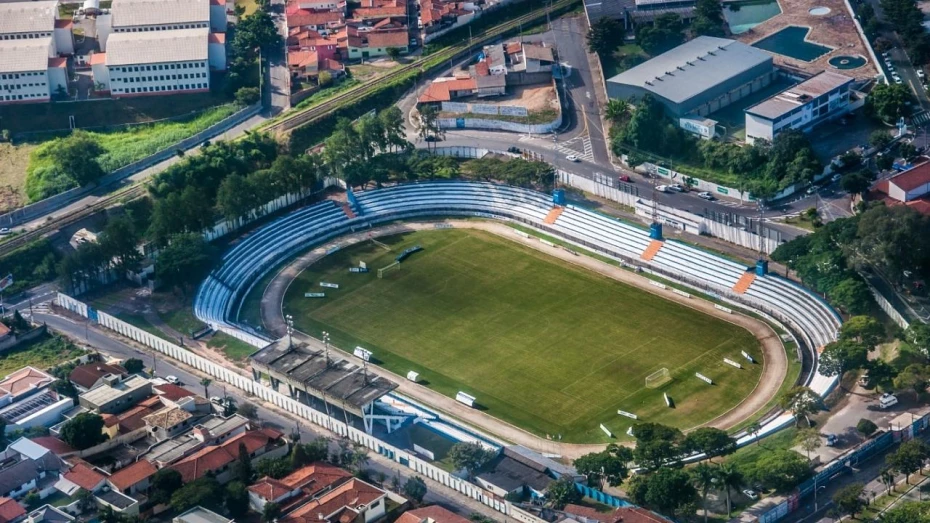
0,1,75,56
100,0,226,50
744,71,855,144
92,28,225,97
0,40,67,104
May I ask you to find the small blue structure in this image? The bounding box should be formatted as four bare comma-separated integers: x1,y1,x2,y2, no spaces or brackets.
347,189,360,213
756,259,769,276
649,222,663,240
552,189,566,206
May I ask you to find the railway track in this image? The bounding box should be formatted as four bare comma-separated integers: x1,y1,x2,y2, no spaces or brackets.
0,0,576,259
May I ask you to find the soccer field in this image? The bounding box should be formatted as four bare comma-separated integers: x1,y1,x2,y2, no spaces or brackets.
282,228,764,443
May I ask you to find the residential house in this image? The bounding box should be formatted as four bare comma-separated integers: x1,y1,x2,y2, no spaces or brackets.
287,32,339,61
420,0,476,37
143,406,200,441
396,506,470,523
55,462,105,496
106,460,156,497
0,369,72,434
288,51,344,83
287,7,346,34
417,77,476,104
346,27,408,59
278,478,387,523
24,505,73,523
293,0,343,10
519,44,555,73
247,462,352,512
481,44,506,75
26,439,74,457
78,375,151,415
69,364,128,393
351,0,406,22
140,414,250,467
174,506,231,523
561,504,673,523
0,498,25,523
170,428,286,484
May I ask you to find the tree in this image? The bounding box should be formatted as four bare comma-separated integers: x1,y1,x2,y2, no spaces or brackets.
50,131,106,186
50,379,78,399
870,130,893,149
403,476,428,505
23,492,40,510
448,442,495,479
573,443,633,488
233,441,253,484
628,467,697,518
235,86,261,105
691,463,717,523
155,233,217,292
818,339,868,377
682,427,737,461
779,386,821,426
238,401,258,419
256,456,292,479
828,277,873,314
839,316,885,348
225,481,249,517
905,322,930,356
882,501,930,523
318,70,333,87
262,502,281,523
857,418,878,436
632,422,684,469
100,215,142,275
235,10,281,51
76,488,96,512
880,467,896,495
200,377,212,398
692,0,725,36
604,99,631,123
716,463,744,518
887,439,929,484
586,17,625,55
747,422,762,444
386,47,402,61
742,450,812,492
171,477,223,512
151,468,183,505
894,364,930,399
635,13,683,54
868,83,915,122
418,105,442,151
216,174,257,223
833,482,865,519
795,428,822,462
60,412,107,450
123,358,144,374
546,477,581,509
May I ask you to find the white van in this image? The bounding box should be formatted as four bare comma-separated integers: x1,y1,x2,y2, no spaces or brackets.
879,393,898,409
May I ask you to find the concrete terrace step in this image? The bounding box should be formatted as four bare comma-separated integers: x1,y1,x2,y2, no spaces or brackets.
341,203,357,219
543,206,564,224
733,271,756,294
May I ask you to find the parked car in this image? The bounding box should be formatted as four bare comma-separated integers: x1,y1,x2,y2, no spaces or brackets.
655,185,670,193
618,175,632,183
697,191,715,200
742,489,759,501
210,396,224,404
825,434,838,446
806,185,818,195
566,155,579,162
668,183,684,192
0,228,10,235
919,70,926,79
166,375,180,384
879,393,899,409
425,136,440,142
507,146,521,154
832,173,842,182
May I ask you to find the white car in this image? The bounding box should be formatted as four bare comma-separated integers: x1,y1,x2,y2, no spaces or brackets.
0,228,10,235
566,155,579,162
655,185,670,193
879,393,899,409
668,184,684,192
210,396,224,404
919,70,926,79
697,191,714,200
165,375,180,384
742,489,759,501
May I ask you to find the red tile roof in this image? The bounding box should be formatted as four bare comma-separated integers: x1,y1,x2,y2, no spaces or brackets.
563,505,672,523
288,10,344,28
365,30,408,48
247,477,292,500
289,50,319,68
0,498,25,523
281,462,352,492
171,429,281,482
396,506,471,523
54,19,74,29
505,42,522,55
889,161,930,193
63,463,105,491
153,383,195,402
210,0,226,5
89,53,106,65
107,460,157,491
29,437,74,456
209,32,226,44
102,414,118,428
117,404,156,433
69,363,128,390
280,479,385,523
0,368,52,396
417,78,476,103
352,5,405,18
475,61,489,76
48,57,68,68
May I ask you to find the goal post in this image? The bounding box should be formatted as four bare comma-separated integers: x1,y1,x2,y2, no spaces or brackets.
645,368,672,389
378,261,400,279
371,238,391,251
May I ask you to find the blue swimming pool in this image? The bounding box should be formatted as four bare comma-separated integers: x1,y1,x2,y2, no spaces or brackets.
752,26,832,61
724,0,782,35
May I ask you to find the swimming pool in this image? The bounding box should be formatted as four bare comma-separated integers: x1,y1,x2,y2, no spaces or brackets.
725,0,782,35
752,26,832,61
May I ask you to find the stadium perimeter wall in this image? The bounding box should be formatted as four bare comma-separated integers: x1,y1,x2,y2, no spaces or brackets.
55,292,633,518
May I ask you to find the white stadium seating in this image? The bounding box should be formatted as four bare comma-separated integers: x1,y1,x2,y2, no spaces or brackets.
193,181,841,441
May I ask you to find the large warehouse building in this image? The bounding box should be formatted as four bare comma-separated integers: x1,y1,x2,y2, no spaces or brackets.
605,36,776,118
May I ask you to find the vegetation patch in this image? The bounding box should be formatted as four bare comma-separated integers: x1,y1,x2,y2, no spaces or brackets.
0,334,86,377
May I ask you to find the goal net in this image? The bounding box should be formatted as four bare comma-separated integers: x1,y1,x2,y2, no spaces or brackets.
371,239,391,251
645,368,672,389
378,261,400,279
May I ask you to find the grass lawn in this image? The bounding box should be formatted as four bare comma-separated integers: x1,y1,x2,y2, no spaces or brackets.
283,229,764,443
0,333,86,377
160,302,207,336
208,332,258,362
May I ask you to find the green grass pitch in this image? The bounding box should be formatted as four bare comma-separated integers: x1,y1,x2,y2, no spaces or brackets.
282,229,764,443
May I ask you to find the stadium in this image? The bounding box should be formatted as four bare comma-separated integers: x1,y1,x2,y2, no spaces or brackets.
193,181,840,453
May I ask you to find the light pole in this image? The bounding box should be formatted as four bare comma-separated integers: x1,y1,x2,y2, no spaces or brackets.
322,331,331,364
286,314,294,348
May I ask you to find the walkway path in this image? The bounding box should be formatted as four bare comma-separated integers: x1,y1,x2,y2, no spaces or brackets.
256,219,788,459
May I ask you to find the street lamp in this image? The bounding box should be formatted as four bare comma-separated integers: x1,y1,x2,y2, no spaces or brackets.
322,331,331,363
286,314,294,348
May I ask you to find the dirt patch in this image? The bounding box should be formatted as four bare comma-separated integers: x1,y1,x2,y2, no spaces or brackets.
735,0,879,78
0,143,33,213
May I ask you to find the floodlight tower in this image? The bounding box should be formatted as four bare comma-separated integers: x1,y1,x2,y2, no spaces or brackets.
286,314,294,348
322,331,331,365
755,199,768,275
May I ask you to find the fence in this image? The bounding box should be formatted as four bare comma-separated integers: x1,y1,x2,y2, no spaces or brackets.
861,273,910,329
0,103,263,228
54,292,538,522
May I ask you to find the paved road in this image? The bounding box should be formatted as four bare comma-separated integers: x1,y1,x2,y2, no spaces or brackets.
33,308,515,522
864,0,930,111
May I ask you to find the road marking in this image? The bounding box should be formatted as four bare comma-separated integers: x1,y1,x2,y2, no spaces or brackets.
586,91,591,99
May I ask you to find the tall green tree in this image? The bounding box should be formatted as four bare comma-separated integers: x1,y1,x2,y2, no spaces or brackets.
628,467,697,518
171,477,223,512
716,463,743,518
818,339,868,377
887,439,929,484
573,443,633,488
448,442,495,479
779,386,821,427
546,477,582,509
155,233,217,292
832,483,865,519
151,468,183,505
51,131,106,186
691,463,717,523
403,476,428,505
225,481,250,517
60,413,107,450
586,17,625,55
635,14,683,54
682,427,737,461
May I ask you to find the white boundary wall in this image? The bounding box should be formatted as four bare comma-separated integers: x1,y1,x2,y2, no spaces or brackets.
55,293,526,520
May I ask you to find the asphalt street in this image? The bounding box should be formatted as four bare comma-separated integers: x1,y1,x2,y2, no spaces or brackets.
32,309,513,521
